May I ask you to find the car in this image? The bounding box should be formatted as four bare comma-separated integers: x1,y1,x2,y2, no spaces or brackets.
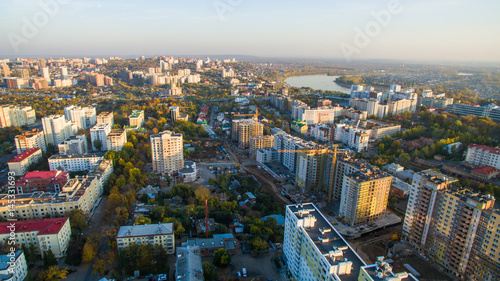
237,272,241,278
242,268,247,277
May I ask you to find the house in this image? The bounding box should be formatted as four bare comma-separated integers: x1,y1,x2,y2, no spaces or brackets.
137,185,160,199
245,192,256,203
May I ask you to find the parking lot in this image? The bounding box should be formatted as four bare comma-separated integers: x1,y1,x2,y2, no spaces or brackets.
228,251,285,281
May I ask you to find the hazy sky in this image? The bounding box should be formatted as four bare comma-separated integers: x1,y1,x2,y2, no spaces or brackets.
2,0,499,62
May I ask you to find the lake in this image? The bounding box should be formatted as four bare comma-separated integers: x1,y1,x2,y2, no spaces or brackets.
285,74,350,94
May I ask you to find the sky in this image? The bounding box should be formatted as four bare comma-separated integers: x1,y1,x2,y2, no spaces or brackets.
1,0,500,62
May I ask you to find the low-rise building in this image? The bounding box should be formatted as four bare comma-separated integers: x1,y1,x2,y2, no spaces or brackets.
179,161,197,183
14,170,69,194
175,246,204,281
0,218,71,258
48,153,104,172
0,250,28,281
117,223,175,254
8,148,42,176
185,233,236,257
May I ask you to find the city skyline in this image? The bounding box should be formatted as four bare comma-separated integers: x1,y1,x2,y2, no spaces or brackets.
2,0,500,62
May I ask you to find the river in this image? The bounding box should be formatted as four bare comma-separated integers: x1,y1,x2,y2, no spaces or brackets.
284,74,350,94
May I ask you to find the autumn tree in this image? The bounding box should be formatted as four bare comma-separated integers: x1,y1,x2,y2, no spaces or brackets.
38,266,68,281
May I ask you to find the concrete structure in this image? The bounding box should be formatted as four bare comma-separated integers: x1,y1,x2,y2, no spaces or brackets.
64,105,97,130
14,170,69,194
249,135,274,156
0,174,109,221
106,129,127,151
117,223,175,254
170,106,180,121
296,149,329,193
15,129,46,154
283,203,366,281
42,114,73,145
256,148,276,164
185,234,236,257
237,122,263,149
58,135,88,155
274,133,318,173
325,154,371,202
90,123,111,151
0,218,71,258
446,103,493,118
465,144,500,169
0,105,36,128
359,256,418,281
334,124,370,153
368,123,401,140
339,169,392,227
48,153,105,172
96,111,114,126
151,131,184,174
0,250,28,281
179,161,197,183
8,148,42,176
129,110,145,128
175,246,204,281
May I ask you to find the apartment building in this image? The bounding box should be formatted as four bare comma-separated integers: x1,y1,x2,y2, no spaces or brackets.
465,144,500,169
0,175,105,221
14,170,69,194
368,123,401,140
249,135,274,156
231,118,253,141
339,169,392,227
0,218,71,258
151,131,184,174
129,110,145,128
42,115,74,145
274,133,318,173
0,250,28,281
8,148,42,176
0,105,36,128
64,105,97,130
334,124,370,153
15,129,46,154
90,123,111,151
117,223,175,254
169,106,180,121
48,153,105,172
106,129,127,151
283,203,366,281
446,103,492,118
96,111,114,126
256,148,276,164
237,122,263,149
295,149,328,193
58,135,88,155
309,124,334,142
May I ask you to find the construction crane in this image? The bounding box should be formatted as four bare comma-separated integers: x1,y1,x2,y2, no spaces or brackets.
277,145,343,202
232,107,260,124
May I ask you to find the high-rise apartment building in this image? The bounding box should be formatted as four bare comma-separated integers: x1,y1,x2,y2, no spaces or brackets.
58,135,88,155
60,67,68,79
129,110,145,128
0,105,36,128
41,67,50,79
106,129,127,151
295,149,328,192
90,123,111,151
64,106,97,130
15,129,47,154
249,135,274,156
151,131,184,174
169,106,180,121
339,169,392,227
283,203,366,281
96,111,114,126
42,115,73,145
465,144,500,169
238,122,263,149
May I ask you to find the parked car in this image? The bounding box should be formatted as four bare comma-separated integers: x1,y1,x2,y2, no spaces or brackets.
242,268,247,277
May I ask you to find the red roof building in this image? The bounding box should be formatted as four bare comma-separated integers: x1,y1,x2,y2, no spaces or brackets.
7,148,42,176
15,170,69,194
8,148,41,163
0,218,71,258
472,166,500,181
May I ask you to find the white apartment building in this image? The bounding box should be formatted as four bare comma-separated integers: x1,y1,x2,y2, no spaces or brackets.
0,105,36,128
0,250,28,281
151,131,184,174
96,111,114,126
300,107,337,124
465,144,500,169
295,149,328,192
58,135,88,155
8,148,43,176
117,223,175,254
42,114,73,145
274,133,318,173
256,148,276,164
309,124,334,142
15,129,46,154
48,153,105,172
334,124,370,153
90,123,111,151
0,218,71,259
106,129,127,151
284,203,366,281
64,106,97,130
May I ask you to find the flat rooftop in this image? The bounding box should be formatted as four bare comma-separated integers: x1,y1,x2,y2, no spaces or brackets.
288,203,366,281
129,110,144,118
117,223,173,238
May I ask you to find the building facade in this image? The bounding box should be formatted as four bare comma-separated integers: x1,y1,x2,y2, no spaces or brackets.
42,115,73,145
15,129,46,154
8,148,42,176
151,131,184,174
117,223,175,254
465,144,500,169
106,129,127,151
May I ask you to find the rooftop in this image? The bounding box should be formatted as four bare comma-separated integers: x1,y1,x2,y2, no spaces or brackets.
175,246,204,281
287,203,366,281
0,250,22,271
49,153,105,160
117,223,173,238
0,218,68,235
8,148,41,163
21,170,67,180
472,165,499,175
107,129,125,137
361,258,418,281
469,144,500,155
90,123,111,130
129,110,144,118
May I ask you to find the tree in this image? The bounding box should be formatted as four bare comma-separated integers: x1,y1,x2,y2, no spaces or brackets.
398,153,410,167
93,139,103,151
82,241,98,263
38,266,68,281
203,262,216,281
213,248,231,267
43,249,58,268
66,209,87,234
135,215,152,225
251,237,267,251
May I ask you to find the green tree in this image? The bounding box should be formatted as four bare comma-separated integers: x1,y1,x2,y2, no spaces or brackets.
398,153,411,167
38,266,68,281
93,139,103,151
213,248,231,267
203,262,216,281
43,249,58,268
66,209,87,234
251,237,267,251
135,215,152,225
